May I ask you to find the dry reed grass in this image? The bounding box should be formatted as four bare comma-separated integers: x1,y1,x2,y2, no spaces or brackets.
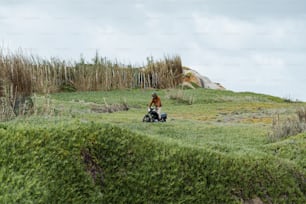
268,108,306,141
1,50,183,94
166,89,195,105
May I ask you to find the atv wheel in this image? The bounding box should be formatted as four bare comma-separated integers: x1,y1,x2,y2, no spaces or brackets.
143,115,151,122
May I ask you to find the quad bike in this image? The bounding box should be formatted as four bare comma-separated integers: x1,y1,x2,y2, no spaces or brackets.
143,107,167,122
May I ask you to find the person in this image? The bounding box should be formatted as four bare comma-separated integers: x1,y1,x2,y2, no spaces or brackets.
148,92,162,120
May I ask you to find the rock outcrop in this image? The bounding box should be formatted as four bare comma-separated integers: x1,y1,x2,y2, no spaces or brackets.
182,67,225,90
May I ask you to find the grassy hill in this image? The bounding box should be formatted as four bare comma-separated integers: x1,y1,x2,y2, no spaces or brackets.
1,88,305,203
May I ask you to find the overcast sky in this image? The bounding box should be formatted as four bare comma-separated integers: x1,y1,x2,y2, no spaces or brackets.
1,0,306,100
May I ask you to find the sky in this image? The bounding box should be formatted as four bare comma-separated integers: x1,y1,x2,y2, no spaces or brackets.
1,0,306,100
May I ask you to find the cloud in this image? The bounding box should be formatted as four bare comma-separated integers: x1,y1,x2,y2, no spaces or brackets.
0,0,305,100
191,13,306,50
0,2,99,59
185,13,306,100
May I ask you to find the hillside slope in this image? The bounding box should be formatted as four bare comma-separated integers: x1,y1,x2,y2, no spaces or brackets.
1,89,305,203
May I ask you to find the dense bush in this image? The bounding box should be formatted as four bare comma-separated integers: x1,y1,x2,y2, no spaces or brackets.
0,123,103,203
0,123,305,203
84,125,305,203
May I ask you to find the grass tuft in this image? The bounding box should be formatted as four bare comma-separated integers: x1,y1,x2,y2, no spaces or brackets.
268,110,306,142
167,89,195,105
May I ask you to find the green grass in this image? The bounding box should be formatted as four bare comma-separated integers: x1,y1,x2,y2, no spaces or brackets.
20,88,306,170
46,89,301,154
9,88,306,162
1,88,305,203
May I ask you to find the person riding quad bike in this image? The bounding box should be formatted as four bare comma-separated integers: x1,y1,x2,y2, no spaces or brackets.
148,92,162,120
143,92,167,122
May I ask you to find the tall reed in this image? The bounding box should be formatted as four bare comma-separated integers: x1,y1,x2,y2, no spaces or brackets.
0,50,183,94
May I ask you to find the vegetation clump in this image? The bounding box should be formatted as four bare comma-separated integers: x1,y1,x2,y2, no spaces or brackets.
167,89,195,105
0,123,304,203
0,51,183,94
268,107,306,142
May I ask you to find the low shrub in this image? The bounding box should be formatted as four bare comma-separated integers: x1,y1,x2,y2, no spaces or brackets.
90,99,129,113
59,80,76,92
84,125,305,203
0,123,103,203
0,97,15,121
167,89,195,105
0,123,305,203
297,107,306,123
12,95,34,116
268,108,306,142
